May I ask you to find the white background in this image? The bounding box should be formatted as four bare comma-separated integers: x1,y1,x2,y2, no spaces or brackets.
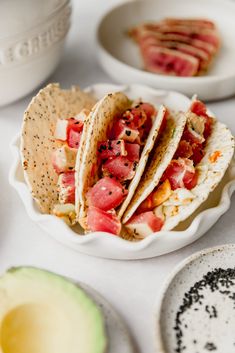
0,1,235,352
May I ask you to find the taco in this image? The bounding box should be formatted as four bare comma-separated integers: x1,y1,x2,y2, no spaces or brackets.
124,99,234,238
75,91,187,236
21,83,96,225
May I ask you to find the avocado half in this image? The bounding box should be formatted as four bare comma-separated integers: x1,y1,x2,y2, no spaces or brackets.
0,267,107,353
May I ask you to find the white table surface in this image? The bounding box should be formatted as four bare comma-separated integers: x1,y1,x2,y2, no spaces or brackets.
0,1,235,352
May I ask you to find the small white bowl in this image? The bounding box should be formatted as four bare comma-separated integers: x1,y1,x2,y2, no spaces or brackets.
155,244,235,353
97,0,235,100
9,84,235,260
0,0,71,106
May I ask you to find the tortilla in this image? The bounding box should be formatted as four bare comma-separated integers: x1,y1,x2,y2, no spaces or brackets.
117,105,167,219
122,111,187,224
161,121,234,230
21,83,96,214
75,92,131,228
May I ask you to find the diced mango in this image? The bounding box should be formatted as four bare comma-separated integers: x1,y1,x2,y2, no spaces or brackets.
152,179,171,207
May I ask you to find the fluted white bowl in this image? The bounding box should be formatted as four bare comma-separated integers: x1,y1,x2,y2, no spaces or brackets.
9,84,235,260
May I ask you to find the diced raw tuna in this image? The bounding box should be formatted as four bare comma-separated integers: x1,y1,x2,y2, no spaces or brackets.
142,46,199,76
182,125,205,145
54,117,83,148
110,119,139,142
87,177,125,211
190,99,214,138
52,145,77,174
102,156,136,181
174,140,193,159
125,143,140,162
192,143,205,164
122,107,147,129
67,117,84,133
125,211,163,237
161,158,197,190
139,102,156,119
68,129,82,149
87,207,121,235
67,118,84,148
58,171,75,204
183,169,198,190
97,140,126,160
190,99,208,117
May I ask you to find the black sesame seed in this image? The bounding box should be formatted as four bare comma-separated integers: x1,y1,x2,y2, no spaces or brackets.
174,267,235,352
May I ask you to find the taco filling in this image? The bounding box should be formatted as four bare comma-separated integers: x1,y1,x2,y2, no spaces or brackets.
125,99,214,237
51,110,90,224
85,102,166,235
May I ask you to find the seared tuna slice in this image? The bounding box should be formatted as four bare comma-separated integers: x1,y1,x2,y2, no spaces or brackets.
140,39,210,70
133,28,217,55
140,24,220,48
141,46,199,76
162,18,216,30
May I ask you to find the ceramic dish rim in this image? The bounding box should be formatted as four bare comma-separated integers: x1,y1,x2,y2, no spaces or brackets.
154,243,235,353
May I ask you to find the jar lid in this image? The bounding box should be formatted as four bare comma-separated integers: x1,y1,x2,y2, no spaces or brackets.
0,0,69,40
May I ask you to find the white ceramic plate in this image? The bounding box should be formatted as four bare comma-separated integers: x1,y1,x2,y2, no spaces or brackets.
78,282,134,353
155,244,235,353
9,84,235,260
97,0,235,100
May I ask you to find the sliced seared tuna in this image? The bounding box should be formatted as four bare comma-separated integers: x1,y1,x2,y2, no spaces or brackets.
129,17,220,76
141,45,199,76
162,18,216,30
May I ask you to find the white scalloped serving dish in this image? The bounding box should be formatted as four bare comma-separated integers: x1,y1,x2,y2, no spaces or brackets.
9,84,235,260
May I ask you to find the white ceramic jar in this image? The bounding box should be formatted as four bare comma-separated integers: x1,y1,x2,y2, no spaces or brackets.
0,0,71,106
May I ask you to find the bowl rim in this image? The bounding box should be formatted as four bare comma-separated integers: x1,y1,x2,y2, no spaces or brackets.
0,0,71,43
96,0,235,84
8,83,235,259
154,243,235,353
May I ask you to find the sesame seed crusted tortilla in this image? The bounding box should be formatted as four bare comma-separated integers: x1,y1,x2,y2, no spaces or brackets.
21,83,96,214
161,121,234,231
76,92,131,228
122,111,187,224
117,105,167,219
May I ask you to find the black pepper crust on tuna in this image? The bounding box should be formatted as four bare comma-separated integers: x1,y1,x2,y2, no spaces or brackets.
20,83,96,214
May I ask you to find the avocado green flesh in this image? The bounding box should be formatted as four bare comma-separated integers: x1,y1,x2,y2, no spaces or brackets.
0,267,107,353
